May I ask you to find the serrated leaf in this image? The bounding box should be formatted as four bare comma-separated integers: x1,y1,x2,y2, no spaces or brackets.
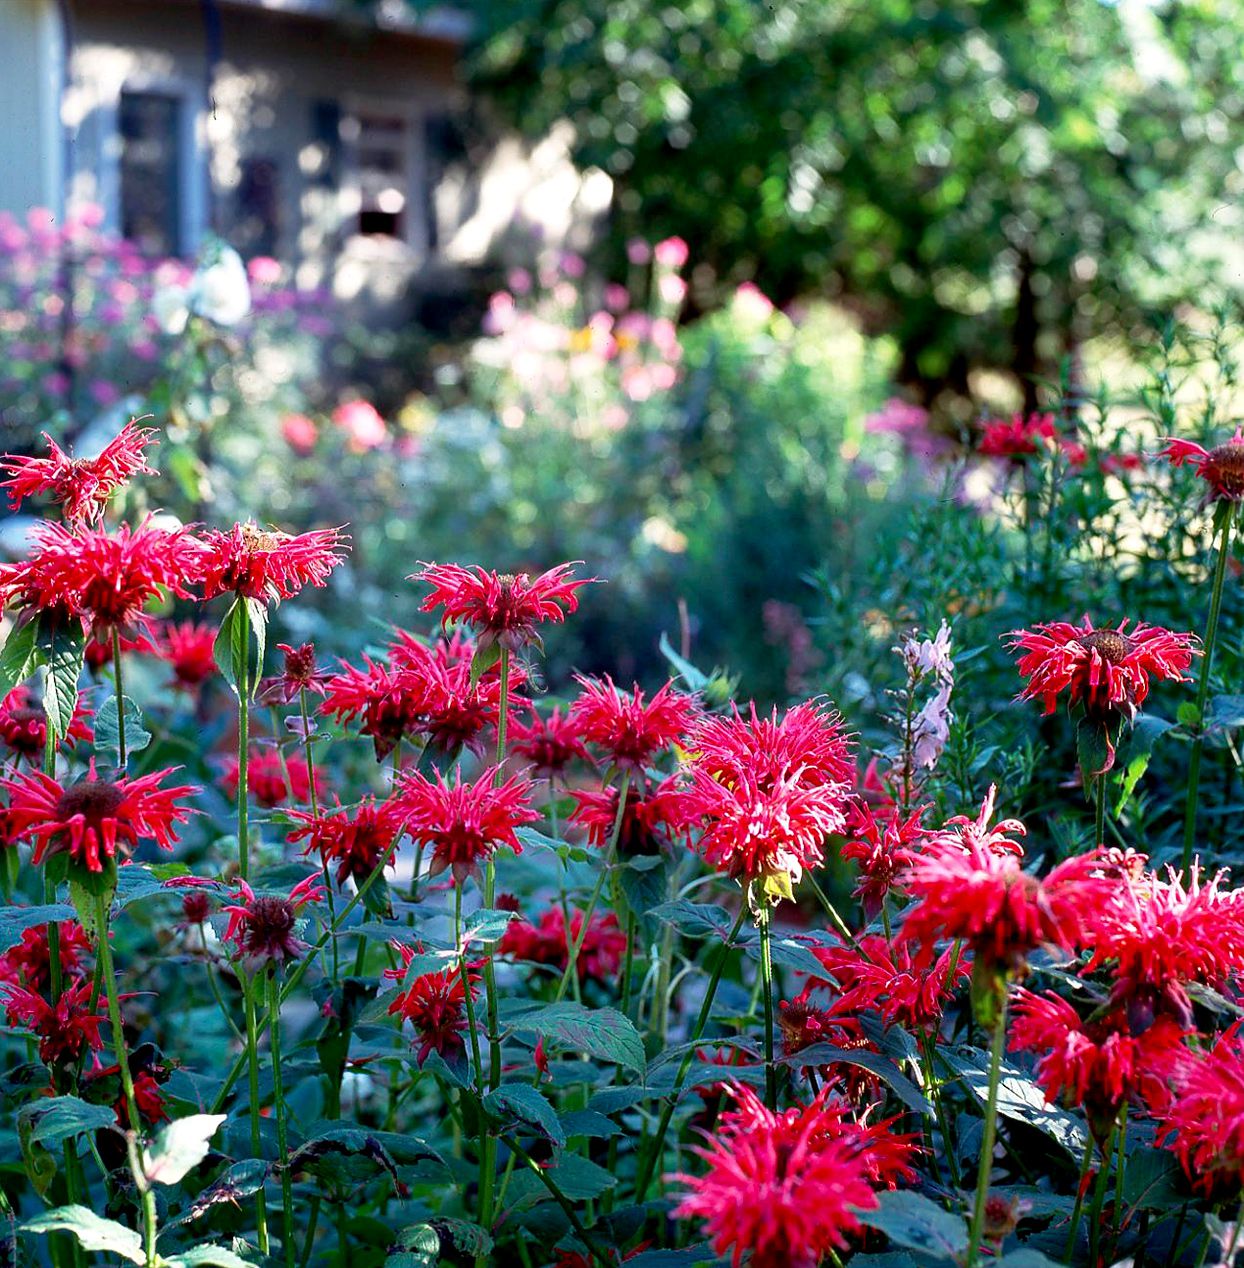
143,1113,226,1185
93,695,152,767
36,609,85,744
428,1218,493,1258
1115,714,1173,813
463,907,515,946
854,1190,967,1258
651,900,742,941
19,1097,117,1149
484,1083,565,1146
0,904,77,953
22,1206,144,1264
0,619,41,697
779,1043,930,1114
738,930,829,977
502,1000,645,1073
387,1223,439,1268
172,1159,269,1227
508,1154,617,1205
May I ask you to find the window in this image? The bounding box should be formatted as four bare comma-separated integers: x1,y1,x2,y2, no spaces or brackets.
118,91,183,255
349,110,410,239
235,157,280,257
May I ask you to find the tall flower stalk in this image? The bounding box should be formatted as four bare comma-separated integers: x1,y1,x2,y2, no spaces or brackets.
965,996,1008,1268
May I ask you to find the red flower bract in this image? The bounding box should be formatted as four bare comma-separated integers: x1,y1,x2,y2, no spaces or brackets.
199,521,347,603
222,875,324,970
1010,989,1186,1136
286,796,400,886
671,1083,916,1268
978,411,1058,459
1007,616,1197,721
394,765,538,884
569,675,696,769
414,560,593,651
1,978,106,1064
0,420,158,523
901,795,1110,970
1154,1026,1244,1196
386,942,479,1064
0,517,202,633
1,763,198,872
0,684,93,761
1160,427,1244,502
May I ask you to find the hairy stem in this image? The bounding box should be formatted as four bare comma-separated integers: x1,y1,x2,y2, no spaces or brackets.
965,994,1008,1268
268,970,296,1268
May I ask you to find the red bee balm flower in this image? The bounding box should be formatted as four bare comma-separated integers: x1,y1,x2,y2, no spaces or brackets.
901,793,1110,972
1007,616,1197,721
159,621,218,693
0,420,158,523
569,675,697,769
199,521,347,603
0,921,92,990
386,942,479,1064
395,765,538,884
499,904,627,983
1010,989,1186,1138
0,684,93,761
0,518,202,633
414,561,593,651
569,776,690,855
978,412,1058,459
1160,428,1244,502
286,796,401,886
1155,1027,1244,1196
222,875,324,970
1,978,107,1064
2,764,197,872
671,1083,916,1268
258,642,330,705
509,704,589,776
690,701,854,790
222,748,327,809
841,802,928,915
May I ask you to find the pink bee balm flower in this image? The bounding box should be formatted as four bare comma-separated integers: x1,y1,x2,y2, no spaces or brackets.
331,399,387,452
671,1083,916,1268
222,874,324,970
0,420,158,523
1007,616,1197,721
414,561,594,652
1159,427,1244,502
394,765,538,884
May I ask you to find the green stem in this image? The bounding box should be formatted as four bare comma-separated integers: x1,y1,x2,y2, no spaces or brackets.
553,771,630,1002
758,901,776,1110
1113,1105,1128,1257
268,971,296,1268
1182,502,1233,872
300,689,339,982
1094,771,1106,848
505,1136,609,1267
1063,1133,1095,1261
95,892,159,1267
237,601,252,881
805,874,861,949
457,883,490,1264
112,628,127,771
635,905,748,1203
1087,1123,1119,1268
244,981,270,1255
965,994,1009,1268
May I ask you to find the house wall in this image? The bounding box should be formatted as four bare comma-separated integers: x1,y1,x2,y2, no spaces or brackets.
64,0,459,304
0,0,65,221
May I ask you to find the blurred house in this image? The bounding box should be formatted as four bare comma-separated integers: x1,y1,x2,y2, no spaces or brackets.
0,0,609,313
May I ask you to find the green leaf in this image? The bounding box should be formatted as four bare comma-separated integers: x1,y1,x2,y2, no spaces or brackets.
386,1224,440,1268
484,1084,565,1146
501,1000,645,1073
68,860,118,942
1075,717,1113,785
995,1253,1065,1267
739,929,829,977
22,1206,145,1264
854,1190,967,1259
651,899,742,941
172,1159,269,1227
0,619,41,697
1208,695,1244,728
1176,701,1201,728
214,596,268,700
507,1154,617,1204
19,1097,116,1149
0,904,77,953
35,609,85,744
464,907,516,946
143,1113,226,1185
468,641,501,690
627,1250,721,1268
658,632,710,693
428,1219,493,1258
1115,714,1173,814
164,1248,253,1268
93,695,152,767
779,1043,931,1115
